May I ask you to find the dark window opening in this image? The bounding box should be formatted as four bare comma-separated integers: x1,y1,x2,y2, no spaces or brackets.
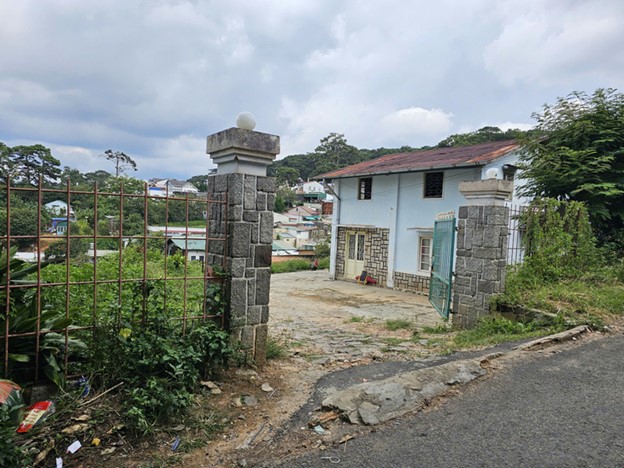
358,177,372,200
503,164,517,181
424,172,444,198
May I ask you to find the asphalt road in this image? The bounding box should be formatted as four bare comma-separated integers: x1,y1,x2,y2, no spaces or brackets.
285,333,624,467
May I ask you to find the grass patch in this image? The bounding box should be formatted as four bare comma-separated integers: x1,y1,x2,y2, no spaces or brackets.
453,315,563,348
385,319,412,331
421,323,451,334
271,259,312,274
348,315,365,323
380,337,405,346
494,273,624,328
266,336,288,360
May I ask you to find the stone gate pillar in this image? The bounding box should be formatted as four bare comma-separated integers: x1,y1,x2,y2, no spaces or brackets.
206,118,278,363
453,179,513,328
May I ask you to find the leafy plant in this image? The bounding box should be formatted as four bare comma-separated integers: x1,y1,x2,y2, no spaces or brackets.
0,403,30,467
0,244,84,386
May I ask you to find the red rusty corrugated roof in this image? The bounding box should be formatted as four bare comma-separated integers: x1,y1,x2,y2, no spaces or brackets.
314,140,520,179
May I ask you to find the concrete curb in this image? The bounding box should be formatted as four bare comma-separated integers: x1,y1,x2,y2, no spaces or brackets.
319,325,591,426
516,325,590,351
321,358,487,425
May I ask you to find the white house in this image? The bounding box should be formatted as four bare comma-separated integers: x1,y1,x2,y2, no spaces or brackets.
149,178,199,196
316,140,525,294
45,200,76,221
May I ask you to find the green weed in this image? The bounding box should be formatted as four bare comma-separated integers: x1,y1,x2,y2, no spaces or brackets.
266,336,288,360
385,319,412,331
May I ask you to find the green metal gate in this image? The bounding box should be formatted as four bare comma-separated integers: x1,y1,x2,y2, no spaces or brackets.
428,212,456,319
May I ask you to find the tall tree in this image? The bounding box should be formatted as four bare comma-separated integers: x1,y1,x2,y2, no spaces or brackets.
519,88,624,249
0,143,61,186
276,167,300,187
313,133,361,176
101,149,137,177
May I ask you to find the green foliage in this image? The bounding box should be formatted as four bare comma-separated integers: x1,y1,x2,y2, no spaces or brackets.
0,404,30,467
516,198,598,282
519,88,624,250
271,258,312,274
420,323,451,334
384,319,412,331
265,336,288,360
186,174,210,192
0,143,61,187
312,133,362,176
453,315,562,348
92,317,231,434
0,245,85,386
276,167,300,187
318,257,330,270
314,237,331,259
437,126,532,148
0,196,51,248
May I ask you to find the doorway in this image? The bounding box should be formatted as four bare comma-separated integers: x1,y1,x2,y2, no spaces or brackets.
345,231,366,278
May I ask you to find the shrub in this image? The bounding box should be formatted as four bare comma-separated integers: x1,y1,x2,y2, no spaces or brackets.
94,318,232,434
271,259,311,273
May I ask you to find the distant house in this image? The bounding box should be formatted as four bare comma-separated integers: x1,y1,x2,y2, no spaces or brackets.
274,223,327,249
149,178,199,196
286,206,320,222
166,237,206,262
273,212,290,225
50,218,69,235
316,140,525,293
297,181,327,204
45,200,76,221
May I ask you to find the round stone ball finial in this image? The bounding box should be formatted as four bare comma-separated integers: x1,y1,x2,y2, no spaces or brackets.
236,112,256,130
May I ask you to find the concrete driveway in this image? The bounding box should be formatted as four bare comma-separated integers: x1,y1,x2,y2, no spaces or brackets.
269,270,444,363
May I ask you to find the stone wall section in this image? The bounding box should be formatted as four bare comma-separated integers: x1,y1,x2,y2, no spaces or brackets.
452,205,509,327
206,173,275,363
393,271,430,295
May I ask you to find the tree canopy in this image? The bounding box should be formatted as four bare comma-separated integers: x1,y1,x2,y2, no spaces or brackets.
101,149,137,177
437,126,532,148
0,143,62,186
519,88,624,249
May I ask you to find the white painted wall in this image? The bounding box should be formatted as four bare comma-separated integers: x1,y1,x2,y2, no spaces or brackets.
333,165,499,278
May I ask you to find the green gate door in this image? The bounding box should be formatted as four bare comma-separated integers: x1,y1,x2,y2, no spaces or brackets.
428,212,456,319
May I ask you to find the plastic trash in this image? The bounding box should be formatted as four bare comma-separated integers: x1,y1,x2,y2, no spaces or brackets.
17,401,55,433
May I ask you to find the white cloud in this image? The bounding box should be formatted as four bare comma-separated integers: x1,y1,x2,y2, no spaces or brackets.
379,107,454,139
484,0,624,86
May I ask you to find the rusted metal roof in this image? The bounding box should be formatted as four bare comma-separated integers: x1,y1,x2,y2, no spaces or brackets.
315,140,520,179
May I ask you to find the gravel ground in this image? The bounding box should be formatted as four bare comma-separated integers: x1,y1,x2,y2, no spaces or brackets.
268,270,444,362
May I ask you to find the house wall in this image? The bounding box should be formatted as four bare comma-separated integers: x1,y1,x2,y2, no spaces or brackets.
394,168,479,274
335,226,389,285
330,152,523,295
334,168,480,292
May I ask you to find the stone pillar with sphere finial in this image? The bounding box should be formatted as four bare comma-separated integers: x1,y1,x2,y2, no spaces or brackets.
205,113,278,364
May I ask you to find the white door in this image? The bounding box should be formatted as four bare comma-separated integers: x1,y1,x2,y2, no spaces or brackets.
345,232,366,278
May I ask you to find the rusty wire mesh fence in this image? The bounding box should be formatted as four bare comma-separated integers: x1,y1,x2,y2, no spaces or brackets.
1,178,227,383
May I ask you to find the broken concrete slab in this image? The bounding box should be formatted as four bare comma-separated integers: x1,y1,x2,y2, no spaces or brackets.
321,358,486,425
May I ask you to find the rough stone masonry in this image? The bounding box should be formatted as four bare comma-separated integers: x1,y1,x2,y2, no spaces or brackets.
206,125,279,364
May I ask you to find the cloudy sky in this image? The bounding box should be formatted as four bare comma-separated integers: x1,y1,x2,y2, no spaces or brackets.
1,0,622,180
